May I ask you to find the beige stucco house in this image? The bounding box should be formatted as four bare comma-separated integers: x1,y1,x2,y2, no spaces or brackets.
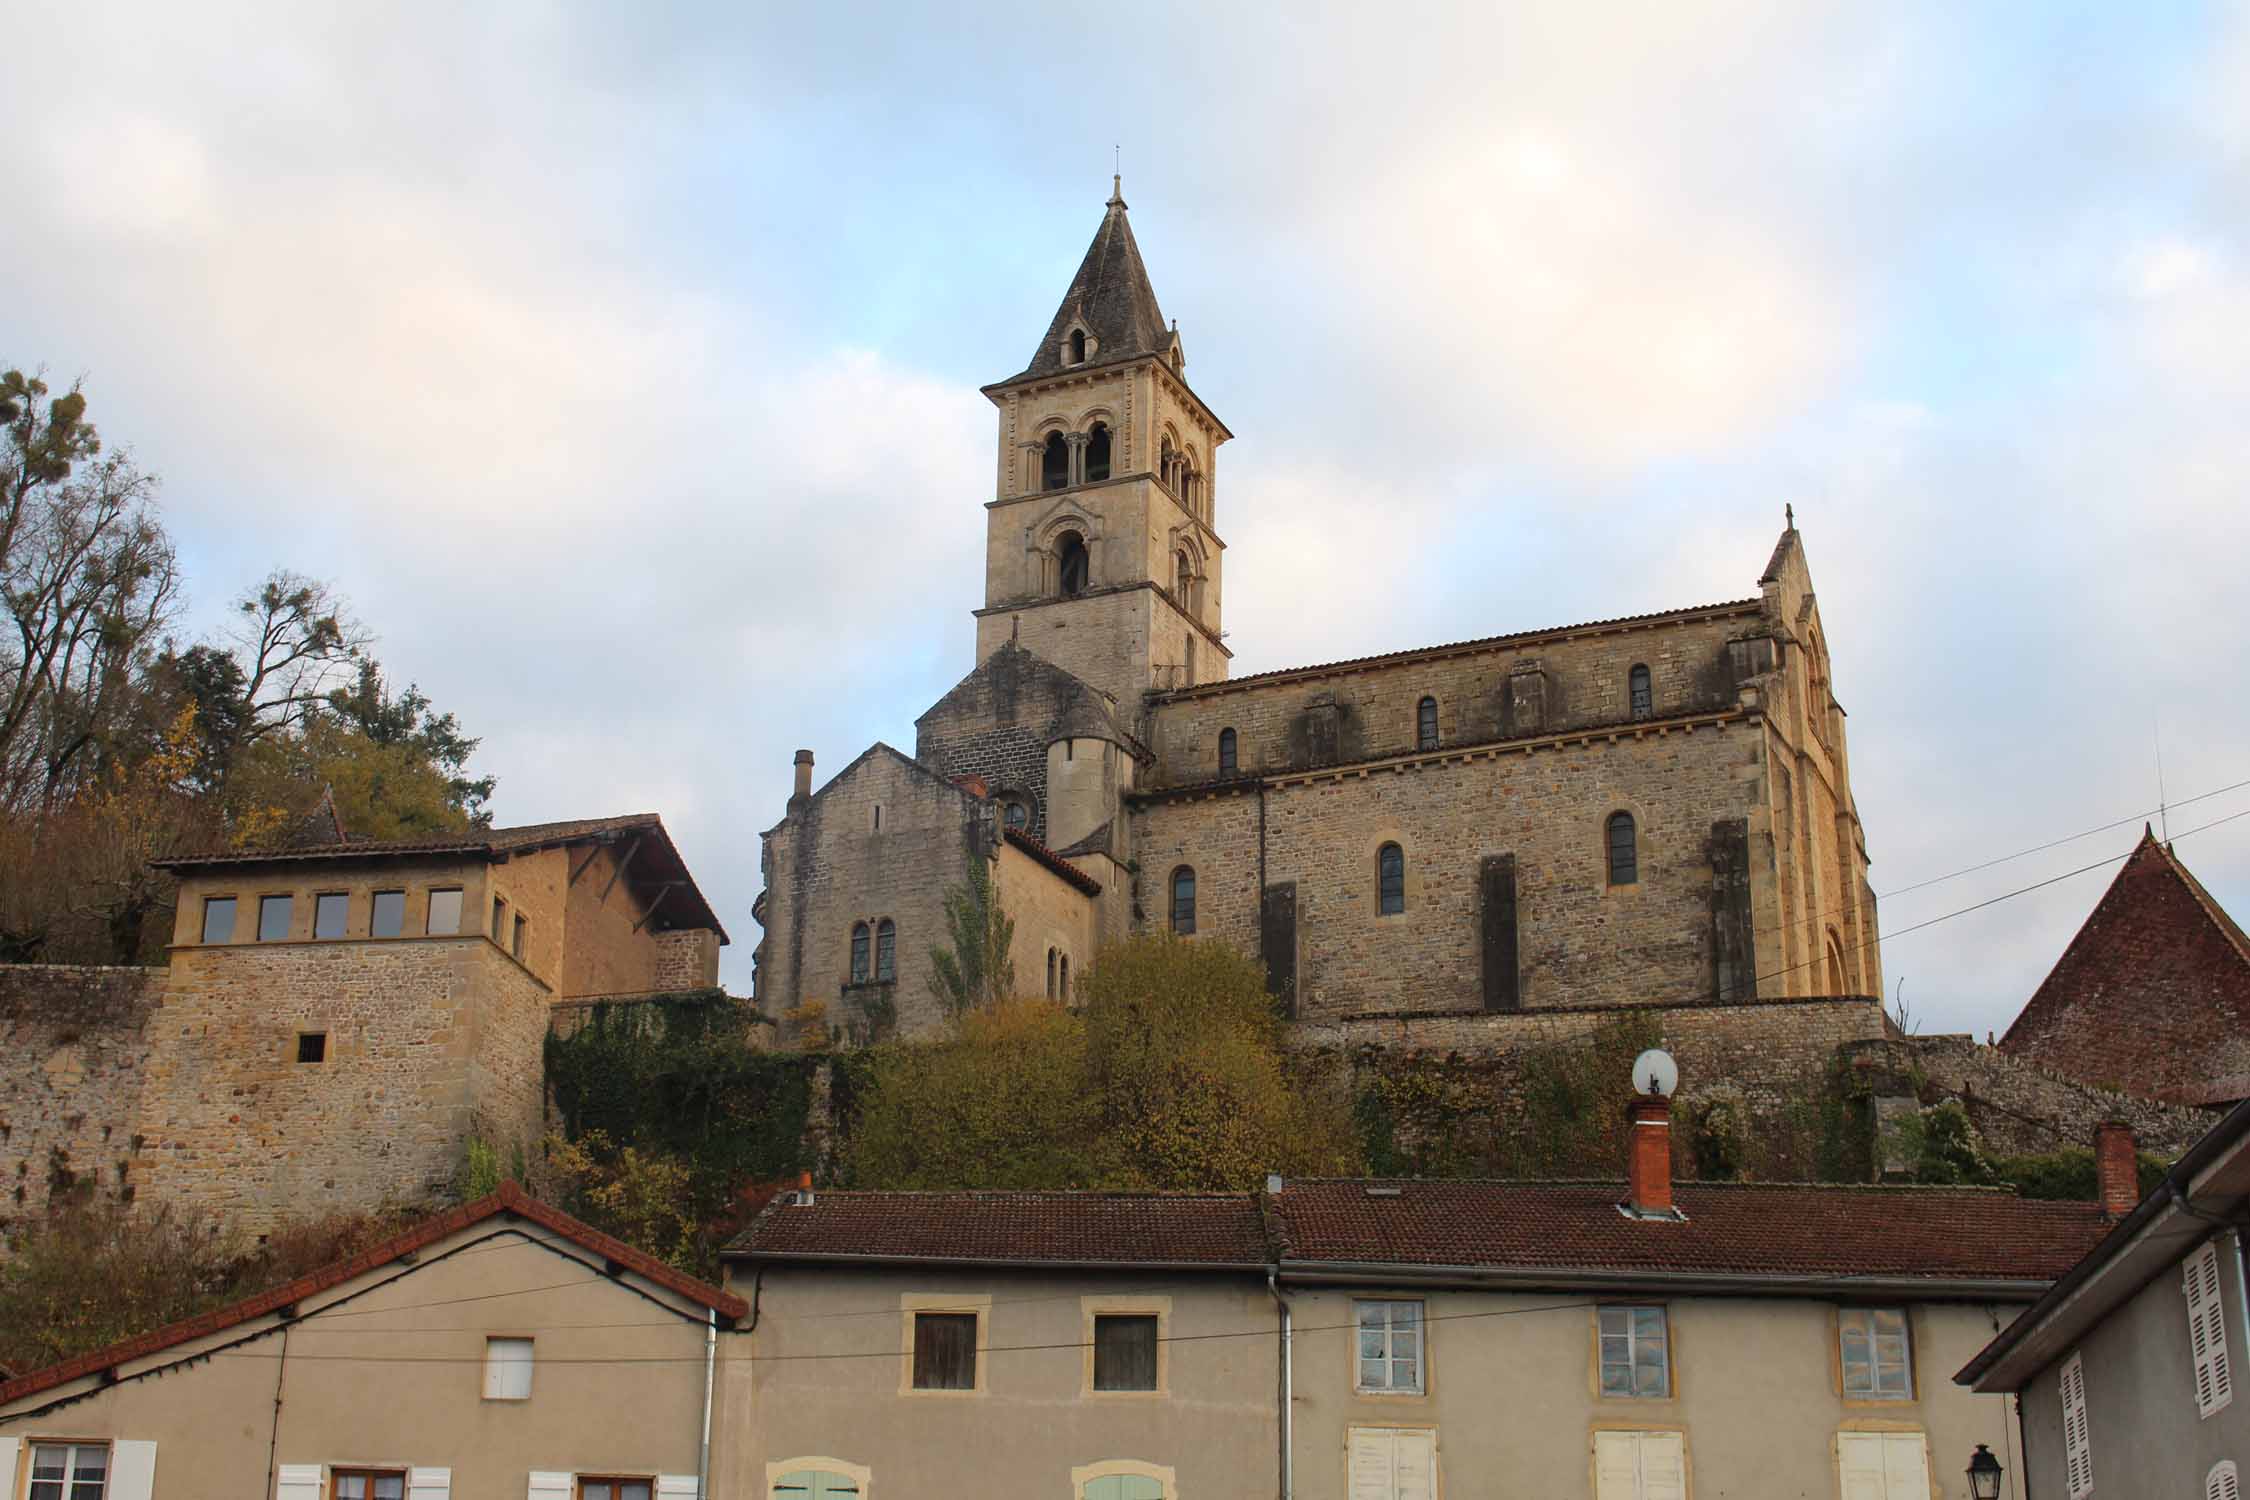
0,1183,745,1500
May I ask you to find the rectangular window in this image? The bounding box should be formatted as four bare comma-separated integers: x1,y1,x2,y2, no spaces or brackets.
1093,1313,1159,1391
2061,1350,2092,1500
1836,1431,1933,1500
314,892,348,939
2188,1242,2235,1417
491,897,507,942
1346,1427,1436,1500
371,890,405,938
1840,1306,1913,1399
1592,1430,1685,1500
332,1473,406,1500
426,887,463,936
1599,1305,1671,1398
912,1311,978,1390
1355,1299,1425,1394
513,913,527,960
296,1032,327,1064
258,893,294,942
578,1482,653,1500
200,895,237,944
28,1443,108,1500
484,1334,534,1399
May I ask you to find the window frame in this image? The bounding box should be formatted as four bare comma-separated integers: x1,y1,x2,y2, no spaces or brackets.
491,896,507,943
483,1333,535,1401
764,1458,872,1498
1169,866,1196,936
314,891,349,940
1353,1297,1427,1396
257,893,295,942
575,1480,655,1500
1597,1304,1672,1399
296,1031,327,1065
1837,1305,1914,1401
1377,843,1406,917
849,922,870,984
1083,1295,1170,1397
200,894,238,945
874,919,895,983
328,1472,408,1500
370,889,406,939
26,1440,111,1500
425,886,464,937
1417,696,1439,751
1606,811,1640,888
512,913,527,961
1628,663,1653,719
898,1293,988,1397
1217,727,1237,775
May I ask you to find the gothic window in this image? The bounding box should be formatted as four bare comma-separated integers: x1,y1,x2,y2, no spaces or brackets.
1378,842,1406,915
1417,696,1438,751
849,922,871,983
1042,431,1070,491
1218,727,1238,775
1170,866,1196,935
1058,531,1090,596
876,918,896,982
1086,422,1111,482
1607,812,1639,887
1629,664,1653,719
1069,328,1088,365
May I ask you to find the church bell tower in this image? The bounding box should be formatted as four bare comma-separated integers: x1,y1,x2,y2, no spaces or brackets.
973,179,1233,709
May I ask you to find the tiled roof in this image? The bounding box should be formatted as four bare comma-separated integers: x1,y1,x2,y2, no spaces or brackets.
1149,600,1764,701
1270,1179,2109,1284
1003,828,1103,895
1999,830,2250,1102
0,1183,745,1409
729,1190,1271,1267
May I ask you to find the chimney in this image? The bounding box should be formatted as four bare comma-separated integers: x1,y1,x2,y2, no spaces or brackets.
1625,1094,1675,1217
2095,1121,2139,1218
791,749,814,807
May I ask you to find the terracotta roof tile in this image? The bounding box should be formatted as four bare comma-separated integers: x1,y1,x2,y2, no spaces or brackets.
0,1183,745,1409
1003,828,1103,895
1270,1179,2108,1283
729,1190,1269,1267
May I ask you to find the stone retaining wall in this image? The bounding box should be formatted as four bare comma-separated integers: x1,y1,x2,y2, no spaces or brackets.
0,965,164,1232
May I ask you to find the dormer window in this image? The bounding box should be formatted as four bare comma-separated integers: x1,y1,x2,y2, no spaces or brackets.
1042,432,1070,491
1086,422,1111,483
1069,328,1088,364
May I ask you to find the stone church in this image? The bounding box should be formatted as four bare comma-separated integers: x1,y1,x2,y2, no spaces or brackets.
755,183,1883,1049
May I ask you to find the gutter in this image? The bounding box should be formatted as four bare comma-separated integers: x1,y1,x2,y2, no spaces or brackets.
1266,1268,1293,1500
721,1252,1272,1275
697,1307,716,1500
1279,1261,2053,1302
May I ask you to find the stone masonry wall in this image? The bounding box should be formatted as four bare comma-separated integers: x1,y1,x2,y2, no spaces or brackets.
133,940,550,1232
0,965,164,1231
652,929,723,991
1845,1034,2218,1159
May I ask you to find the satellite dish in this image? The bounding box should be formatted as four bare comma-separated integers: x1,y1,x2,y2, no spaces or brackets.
1631,1048,1680,1098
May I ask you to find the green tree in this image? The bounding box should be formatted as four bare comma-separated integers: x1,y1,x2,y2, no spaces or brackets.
850,935,1362,1191
927,852,1016,1016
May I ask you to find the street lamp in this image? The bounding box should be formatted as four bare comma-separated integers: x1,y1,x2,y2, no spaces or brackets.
1966,1444,2004,1500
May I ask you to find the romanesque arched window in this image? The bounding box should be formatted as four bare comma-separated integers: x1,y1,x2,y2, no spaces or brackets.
1059,952,1070,1000
1042,431,1070,491
1170,866,1196,935
1047,947,1058,998
1378,843,1406,914
1606,812,1639,886
1175,551,1192,601
1826,933,1847,995
1629,664,1653,719
1218,728,1237,775
875,918,896,982
1069,328,1088,365
1085,421,1111,483
1417,696,1439,751
849,922,871,983
1057,532,1090,596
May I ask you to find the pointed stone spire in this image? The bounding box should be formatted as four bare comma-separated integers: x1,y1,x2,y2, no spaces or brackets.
1006,181,1171,383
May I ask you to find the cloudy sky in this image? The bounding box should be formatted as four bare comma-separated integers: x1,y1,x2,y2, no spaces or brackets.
5,2,2246,1036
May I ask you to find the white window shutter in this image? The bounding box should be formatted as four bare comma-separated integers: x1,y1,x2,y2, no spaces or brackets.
528,1474,574,1499
1639,1432,1686,1500
1837,1433,1886,1500
276,1465,326,1500
0,1440,18,1494
2062,1351,2094,1500
2187,1244,2234,1417
408,1466,452,1500
1882,1433,1930,1498
1348,1428,1397,1500
2209,1460,2241,1500
1393,1431,1435,1500
1593,1431,1640,1500
655,1478,701,1499
107,1441,158,1500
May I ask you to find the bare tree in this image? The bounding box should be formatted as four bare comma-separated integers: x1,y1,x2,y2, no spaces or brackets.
220,569,370,761
0,369,180,811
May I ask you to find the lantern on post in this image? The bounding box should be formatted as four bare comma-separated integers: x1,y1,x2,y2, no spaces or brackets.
1965,1444,2004,1500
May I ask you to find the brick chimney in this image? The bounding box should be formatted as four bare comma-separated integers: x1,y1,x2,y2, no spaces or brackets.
2095,1121,2140,1218
791,749,814,808
1626,1094,1675,1217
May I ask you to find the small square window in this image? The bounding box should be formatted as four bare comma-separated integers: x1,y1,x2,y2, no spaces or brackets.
1093,1313,1159,1391
491,897,507,942
1840,1306,1913,1399
513,913,527,960
427,887,463,936
28,1442,108,1500
578,1482,653,1500
296,1032,327,1064
484,1334,534,1399
371,890,405,938
200,895,237,944
332,1472,406,1500
314,892,348,939
257,893,294,942
1599,1305,1670,1398
1355,1299,1424,1394
912,1311,977,1390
